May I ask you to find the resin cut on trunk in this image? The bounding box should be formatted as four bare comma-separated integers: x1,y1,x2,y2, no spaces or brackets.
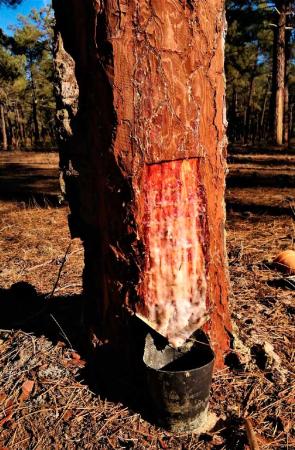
139,158,208,347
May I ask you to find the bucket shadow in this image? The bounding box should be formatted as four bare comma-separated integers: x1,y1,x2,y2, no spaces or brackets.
79,315,157,423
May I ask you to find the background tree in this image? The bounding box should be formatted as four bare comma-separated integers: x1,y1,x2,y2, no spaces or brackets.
0,5,56,150
272,1,294,145
0,31,24,149
226,0,295,145
0,0,22,5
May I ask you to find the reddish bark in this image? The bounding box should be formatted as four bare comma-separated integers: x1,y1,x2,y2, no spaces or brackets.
53,0,231,368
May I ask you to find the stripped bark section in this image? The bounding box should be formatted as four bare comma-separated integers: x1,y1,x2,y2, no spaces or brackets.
139,159,207,347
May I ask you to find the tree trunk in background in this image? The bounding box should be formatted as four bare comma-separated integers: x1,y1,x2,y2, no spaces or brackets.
289,103,293,138
260,77,270,135
53,0,231,368
0,103,8,151
283,81,289,144
244,74,255,144
274,2,286,145
283,29,291,145
244,50,258,144
269,27,277,140
32,98,40,143
30,64,40,144
16,105,25,147
229,88,237,142
19,105,27,146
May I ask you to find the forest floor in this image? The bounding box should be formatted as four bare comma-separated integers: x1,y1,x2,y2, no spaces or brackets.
0,151,294,449
0,151,60,205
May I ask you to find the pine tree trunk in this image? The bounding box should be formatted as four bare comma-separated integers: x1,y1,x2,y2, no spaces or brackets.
260,77,270,132
283,28,290,145
244,75,255,144
15,106,23,145
283,82,289,144
274,3,286,145
30,65,40,144
289,103,293,138
53,0,231,368
244,50,258,144
32,98,40,144
229,88,237,142
18,104,26,139
0,103,8,151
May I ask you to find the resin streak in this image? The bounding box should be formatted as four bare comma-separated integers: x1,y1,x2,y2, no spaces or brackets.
139,159,207,347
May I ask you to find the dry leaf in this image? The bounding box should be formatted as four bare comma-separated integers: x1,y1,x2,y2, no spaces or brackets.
19,379,35,402
0,399,14,427
63,410,73,421
63,358,86,368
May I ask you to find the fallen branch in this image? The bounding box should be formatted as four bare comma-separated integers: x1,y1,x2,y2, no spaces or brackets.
47,242,72,299
245,418,260,450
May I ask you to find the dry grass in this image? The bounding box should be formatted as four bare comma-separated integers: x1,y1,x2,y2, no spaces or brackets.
0,201,83,296
0,199,294,449
221,213,295,449
226,187,295,213
227,213,294,368
0,151,58,167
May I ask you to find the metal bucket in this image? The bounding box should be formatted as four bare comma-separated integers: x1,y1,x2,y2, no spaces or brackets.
143,331,215,432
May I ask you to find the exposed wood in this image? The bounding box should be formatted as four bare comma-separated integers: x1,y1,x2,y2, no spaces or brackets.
53,0,231,367
138,159,208,347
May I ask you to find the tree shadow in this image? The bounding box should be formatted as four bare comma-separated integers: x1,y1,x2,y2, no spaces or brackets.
0,162,61,206
0,282,85,351
0,282,253,445
0,282,154,422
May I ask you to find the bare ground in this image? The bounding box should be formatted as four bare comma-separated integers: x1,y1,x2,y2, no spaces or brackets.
0,151,60,204
0,152,294,449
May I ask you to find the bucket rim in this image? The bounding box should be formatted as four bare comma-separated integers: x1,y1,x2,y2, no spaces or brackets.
143,347,215,375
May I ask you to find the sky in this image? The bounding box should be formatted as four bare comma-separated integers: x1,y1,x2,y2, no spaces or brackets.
0,0,50,35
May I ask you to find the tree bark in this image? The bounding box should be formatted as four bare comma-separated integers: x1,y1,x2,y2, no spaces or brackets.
244,50,258,144
260,77,270,133
0,103,8,151
29,64,40,144
16,105,25,147
244,75,255,144
53,0,231,368
283,81,289,144
283,28,291,145
274,2,286,145
289,102,293,138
